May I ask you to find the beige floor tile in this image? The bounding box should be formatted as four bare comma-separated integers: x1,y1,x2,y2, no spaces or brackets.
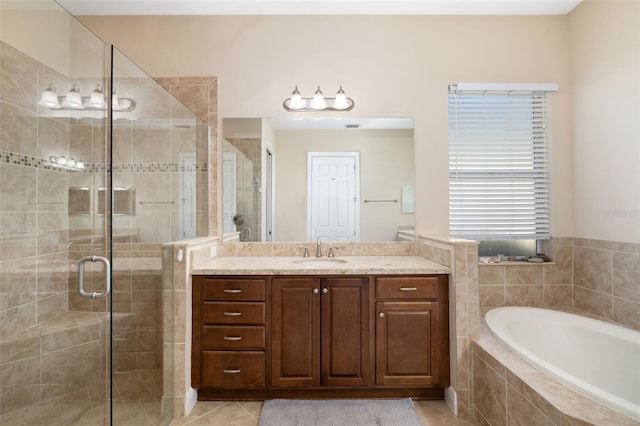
414,400,478,425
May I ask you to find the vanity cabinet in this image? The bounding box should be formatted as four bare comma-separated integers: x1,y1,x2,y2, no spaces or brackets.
375,276,449,387
191,276,267,389
270,276,369,388
192,272,448,399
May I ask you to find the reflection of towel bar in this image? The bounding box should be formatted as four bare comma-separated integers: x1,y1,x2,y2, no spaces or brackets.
139,201,174,205
364,199,398,203
30,201,64,204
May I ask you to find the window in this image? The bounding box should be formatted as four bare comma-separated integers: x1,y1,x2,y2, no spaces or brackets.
448,84,554,242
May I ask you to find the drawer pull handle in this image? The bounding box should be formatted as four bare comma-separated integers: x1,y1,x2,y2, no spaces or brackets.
223,312,242,316
399,287,418,292
224,336,242,341
223,368,241,374
223,289,242,294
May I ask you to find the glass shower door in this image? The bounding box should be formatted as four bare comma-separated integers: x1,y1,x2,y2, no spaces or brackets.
0,1,113,423
109,46,206,425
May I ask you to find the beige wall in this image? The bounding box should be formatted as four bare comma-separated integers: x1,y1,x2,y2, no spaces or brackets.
274,128,414,241
78,14,574,239
569,0,640,244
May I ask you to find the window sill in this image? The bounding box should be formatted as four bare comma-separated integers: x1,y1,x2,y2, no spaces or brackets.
478,259,555,266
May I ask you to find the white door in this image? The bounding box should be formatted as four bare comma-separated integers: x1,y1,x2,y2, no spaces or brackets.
307,152,360,242
178,152,197,239
222,152,237,234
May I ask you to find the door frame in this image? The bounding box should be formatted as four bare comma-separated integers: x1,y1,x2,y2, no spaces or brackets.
306,152,360,242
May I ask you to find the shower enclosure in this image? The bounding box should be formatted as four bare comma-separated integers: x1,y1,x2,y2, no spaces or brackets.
0,1,208,424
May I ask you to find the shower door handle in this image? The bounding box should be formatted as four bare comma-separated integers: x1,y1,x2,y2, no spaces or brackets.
77,255,111,299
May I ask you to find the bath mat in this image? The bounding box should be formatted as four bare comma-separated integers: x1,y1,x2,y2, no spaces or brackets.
257,398,422,426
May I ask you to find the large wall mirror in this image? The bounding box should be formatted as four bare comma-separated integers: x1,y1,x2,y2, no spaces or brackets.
222,117,414,243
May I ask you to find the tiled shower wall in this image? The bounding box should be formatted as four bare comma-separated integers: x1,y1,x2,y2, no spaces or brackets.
1,41,74,338
152,76,219,417
156,76,217,238
0,40,109,414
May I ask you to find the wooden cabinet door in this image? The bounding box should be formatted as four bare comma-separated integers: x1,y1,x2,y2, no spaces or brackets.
321,277,369,387
271,277,321,387
375,301,438,386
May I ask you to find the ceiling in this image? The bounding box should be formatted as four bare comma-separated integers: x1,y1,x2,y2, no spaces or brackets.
55,0,583,16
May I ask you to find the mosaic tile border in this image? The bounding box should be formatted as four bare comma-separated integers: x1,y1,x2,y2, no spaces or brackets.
1,150,208,173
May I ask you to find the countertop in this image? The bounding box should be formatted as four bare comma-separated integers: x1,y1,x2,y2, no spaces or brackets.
192,255,450,275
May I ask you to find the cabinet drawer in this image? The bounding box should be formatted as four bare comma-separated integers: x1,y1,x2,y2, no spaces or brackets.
376,276,439,299
203,302,266,324
202,278,265,301
201,351,265,387
202,325,265,349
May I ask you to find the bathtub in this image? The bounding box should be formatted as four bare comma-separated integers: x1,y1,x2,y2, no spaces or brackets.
485,306,640,422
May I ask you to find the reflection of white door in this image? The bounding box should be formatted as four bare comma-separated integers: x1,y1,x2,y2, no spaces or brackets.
222,152,237,234
307,152,360,242
179,152,197,239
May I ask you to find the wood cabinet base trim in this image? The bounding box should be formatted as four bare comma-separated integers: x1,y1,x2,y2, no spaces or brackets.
196,387,445,401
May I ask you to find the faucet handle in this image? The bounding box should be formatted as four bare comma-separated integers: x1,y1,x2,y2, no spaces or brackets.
298,246,310,258
327,246,343,258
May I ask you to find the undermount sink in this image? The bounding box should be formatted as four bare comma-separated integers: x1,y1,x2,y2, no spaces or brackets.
294,258,348,264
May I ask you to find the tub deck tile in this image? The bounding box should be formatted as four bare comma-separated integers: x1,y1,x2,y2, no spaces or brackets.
472,333,640,426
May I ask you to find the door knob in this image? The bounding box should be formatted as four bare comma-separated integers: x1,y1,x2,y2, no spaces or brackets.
322,288,328,294
379,312,385,318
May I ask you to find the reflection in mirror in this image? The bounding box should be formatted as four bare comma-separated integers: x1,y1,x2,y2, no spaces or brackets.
222,117,414,242
223,137,262,241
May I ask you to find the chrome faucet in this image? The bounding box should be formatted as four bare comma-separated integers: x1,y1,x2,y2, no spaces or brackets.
316,236,323,257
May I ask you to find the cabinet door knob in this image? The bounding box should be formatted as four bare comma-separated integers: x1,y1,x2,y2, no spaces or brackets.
223,336,242,341
223,289,242,294
223,368,241,374
223,312,242,316
313,288,319,294
322,288,328,294
399,287,418,292
379,312,385,318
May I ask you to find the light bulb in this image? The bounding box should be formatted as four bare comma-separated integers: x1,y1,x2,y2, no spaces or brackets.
288,86,304,110
38,84,61,109
333,85,350,110
86,84,107,109
61,84,84,109
310,86,327,110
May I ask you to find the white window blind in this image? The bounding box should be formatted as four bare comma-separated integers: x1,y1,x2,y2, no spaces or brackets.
448,87,551,241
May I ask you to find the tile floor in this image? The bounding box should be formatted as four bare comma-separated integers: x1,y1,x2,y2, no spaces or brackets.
1,365,478,426
172,400,479,425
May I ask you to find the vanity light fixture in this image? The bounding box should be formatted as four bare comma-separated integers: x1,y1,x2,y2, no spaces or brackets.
283,85,354,112
49,155,85,171
38,83,136,112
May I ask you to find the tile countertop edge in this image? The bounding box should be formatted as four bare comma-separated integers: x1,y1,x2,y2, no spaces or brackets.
191,256,451,276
